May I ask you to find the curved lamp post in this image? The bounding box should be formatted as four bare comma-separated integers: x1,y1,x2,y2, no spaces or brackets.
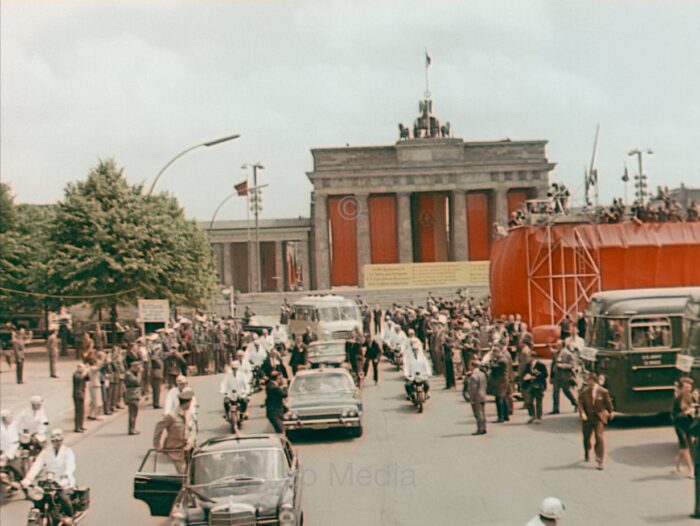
148,133,241,195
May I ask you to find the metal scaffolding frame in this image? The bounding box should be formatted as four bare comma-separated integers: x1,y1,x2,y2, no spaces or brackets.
526,224,602,326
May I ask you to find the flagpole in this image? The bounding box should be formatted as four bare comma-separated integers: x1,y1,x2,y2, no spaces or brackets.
425,48,430,98
245,175,252,294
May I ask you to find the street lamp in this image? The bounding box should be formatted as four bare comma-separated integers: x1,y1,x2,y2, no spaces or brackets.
628,148,653,204
242,162,265,292
148,133,241,195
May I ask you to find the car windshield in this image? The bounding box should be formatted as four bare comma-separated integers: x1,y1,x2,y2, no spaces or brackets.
339,306,360,320
290,373,354,395
310,343,345,356
192,448,287,486
317,307,340,321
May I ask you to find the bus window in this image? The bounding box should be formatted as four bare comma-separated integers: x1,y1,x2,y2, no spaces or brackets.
589,317,626,350
630,317,672,349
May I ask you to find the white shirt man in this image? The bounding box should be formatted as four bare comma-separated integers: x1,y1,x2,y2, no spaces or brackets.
164,377,198,421
380,321,394,345
260,330,274,353
407,351,432,379
17,400,49,438
23,430,76,489
272,326,288,348
1,410,19,459
245,339,268,368
220,364,250,396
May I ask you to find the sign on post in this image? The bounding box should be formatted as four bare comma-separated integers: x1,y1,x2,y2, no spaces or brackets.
137,299,170,335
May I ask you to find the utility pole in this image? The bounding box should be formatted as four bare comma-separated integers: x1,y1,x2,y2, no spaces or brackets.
628,148,653,205
242,163,265,292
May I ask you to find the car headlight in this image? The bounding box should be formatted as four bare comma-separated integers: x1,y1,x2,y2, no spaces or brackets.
28,487,45,501
279,506,296,526
341,408,358,418
284,411,299,421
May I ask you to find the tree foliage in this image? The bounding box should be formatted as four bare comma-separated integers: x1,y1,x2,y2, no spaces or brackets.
46,159,217,310
0,184,56,312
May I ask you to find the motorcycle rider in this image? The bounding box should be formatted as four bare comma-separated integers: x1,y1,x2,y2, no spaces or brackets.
22,429,76,521
1,409,22,484
220,360,250,419
404,342,432,399
17,396,49,444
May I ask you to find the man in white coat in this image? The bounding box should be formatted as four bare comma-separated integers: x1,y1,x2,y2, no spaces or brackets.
22,429,76,518
17,396,49,439
220,361,251,419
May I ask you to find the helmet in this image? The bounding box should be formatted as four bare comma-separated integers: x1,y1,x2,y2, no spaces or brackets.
176,375,188,385
30,395,43,405
50,429,64,441
540,497,565,519
231,360,241,368
0,409,10,419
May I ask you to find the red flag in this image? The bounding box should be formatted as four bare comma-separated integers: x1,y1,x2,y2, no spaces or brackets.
234,180,248,196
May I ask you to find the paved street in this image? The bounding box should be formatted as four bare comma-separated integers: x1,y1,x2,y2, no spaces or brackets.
1,353,696,526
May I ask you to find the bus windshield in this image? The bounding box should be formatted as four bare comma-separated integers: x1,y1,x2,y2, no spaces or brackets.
588,317,626,350
686,320,700,357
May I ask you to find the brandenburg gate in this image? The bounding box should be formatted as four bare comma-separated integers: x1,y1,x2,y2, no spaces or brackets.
307,96,555,290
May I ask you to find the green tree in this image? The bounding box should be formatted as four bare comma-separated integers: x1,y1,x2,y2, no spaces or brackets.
0,184,55,313
47,159,217,315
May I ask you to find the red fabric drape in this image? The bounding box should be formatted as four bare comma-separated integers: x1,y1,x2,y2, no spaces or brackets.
466,192,491,261
328,196,359,286
414,193,448,262
369,194,398,264
490,222,700,328
507,190,528,217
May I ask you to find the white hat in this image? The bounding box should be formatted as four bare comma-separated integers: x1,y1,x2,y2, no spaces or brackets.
30,395,43,405
0,409,11,419
50,429,64,440
539,497,565,519
176,375,188,385
231,360,241,368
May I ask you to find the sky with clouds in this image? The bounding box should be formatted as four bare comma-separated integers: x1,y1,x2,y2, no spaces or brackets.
2,0,699,221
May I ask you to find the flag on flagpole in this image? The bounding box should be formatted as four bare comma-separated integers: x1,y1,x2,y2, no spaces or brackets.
425,49,431,68
622,165,630,182
234,180,248,196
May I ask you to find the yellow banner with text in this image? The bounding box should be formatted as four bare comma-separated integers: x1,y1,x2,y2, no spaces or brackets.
363,261,490,289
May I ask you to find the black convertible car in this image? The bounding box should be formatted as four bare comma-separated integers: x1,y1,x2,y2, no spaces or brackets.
283,368,363,438
133,434,303,525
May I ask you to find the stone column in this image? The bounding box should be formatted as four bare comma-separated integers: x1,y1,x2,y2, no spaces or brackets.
494,188,509,228
212,243,224,284
274,241,284,292
299,238,311,291
450,190,468,261
355,193,371,287
397,192,413,263
222,242,233,287
313,193,331,290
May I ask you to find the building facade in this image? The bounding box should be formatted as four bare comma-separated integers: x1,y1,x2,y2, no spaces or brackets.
205,218,311,293
307,98,555,289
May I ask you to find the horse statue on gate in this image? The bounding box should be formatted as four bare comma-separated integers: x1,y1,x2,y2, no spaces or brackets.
440,122,451,138
398,123,410,141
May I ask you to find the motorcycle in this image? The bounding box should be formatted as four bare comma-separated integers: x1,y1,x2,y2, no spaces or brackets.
224,392,248,434
1,453,21,500
18,432,45,476
409,375,429,413
26,473,89,526
387,345,403,371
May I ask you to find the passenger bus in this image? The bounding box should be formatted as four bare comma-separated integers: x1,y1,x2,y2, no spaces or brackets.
288,294,362,341
676,292,700,384
580,287,700,415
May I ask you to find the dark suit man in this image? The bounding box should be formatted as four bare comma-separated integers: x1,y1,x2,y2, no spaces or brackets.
550,343,578,414
578,372,613,470
372,305,382,334
265,373,288,434
467,361,487,435
288,337,307,375
520,353,548,423
363,336,381,385
262,350,288,380
72,364,89,432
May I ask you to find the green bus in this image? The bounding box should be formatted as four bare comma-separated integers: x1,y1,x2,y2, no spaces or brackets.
580,287,700,415
676,292,700,383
